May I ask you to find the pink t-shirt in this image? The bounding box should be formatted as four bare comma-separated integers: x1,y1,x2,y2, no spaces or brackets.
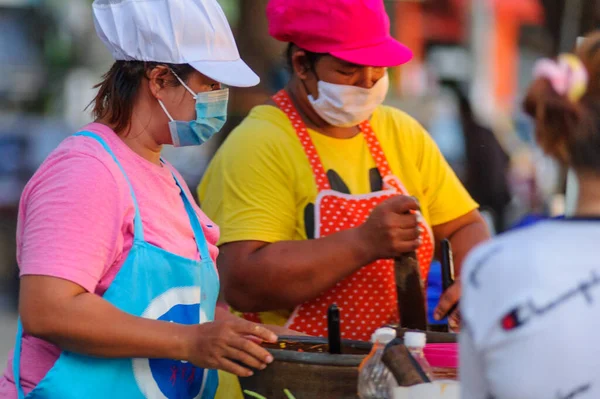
0,123,219,398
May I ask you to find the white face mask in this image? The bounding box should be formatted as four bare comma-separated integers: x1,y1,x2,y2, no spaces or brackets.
307,73,389,127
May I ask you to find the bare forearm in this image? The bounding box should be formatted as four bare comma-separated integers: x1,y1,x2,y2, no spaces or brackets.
447,220,490,276
222,228,373,311
23,292,189,361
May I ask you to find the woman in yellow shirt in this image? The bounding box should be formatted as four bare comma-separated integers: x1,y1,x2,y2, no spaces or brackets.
199,0,489,338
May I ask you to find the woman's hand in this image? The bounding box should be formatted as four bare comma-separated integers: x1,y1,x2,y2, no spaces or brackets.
185,318,278,377
434,280,461,331
357,195,421,261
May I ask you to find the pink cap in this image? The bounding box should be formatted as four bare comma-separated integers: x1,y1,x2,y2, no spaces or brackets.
266,0,413,67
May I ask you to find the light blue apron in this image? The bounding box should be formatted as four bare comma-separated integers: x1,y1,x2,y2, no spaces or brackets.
13,131,220,399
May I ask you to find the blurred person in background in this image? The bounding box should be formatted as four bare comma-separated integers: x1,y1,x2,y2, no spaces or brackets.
443,80,512,233
461,32,600,399
199,0,490,340
0,1,288,398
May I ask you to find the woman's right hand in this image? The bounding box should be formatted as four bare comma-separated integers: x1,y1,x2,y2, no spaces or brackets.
185,318,278,377
357,195,421,260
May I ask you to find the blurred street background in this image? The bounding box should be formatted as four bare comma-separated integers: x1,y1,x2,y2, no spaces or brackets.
0,0,599,365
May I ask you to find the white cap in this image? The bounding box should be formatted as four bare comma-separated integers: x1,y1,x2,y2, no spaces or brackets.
404,332,427,348
371,327,397,345
92,0,259,88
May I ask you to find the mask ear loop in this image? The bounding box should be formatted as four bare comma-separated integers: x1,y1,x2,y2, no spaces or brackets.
158,68,198,122
170,68,198,99
157,100,175,121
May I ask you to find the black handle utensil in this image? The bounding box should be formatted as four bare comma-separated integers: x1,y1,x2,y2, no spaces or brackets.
439,239,458,320
327,304,342,354
441,239,455,291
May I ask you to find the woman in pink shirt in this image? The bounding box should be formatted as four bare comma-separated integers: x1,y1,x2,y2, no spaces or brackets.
0,1,279,398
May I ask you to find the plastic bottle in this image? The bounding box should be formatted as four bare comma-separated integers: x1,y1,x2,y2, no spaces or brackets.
404,331,435,381
357,327,397,399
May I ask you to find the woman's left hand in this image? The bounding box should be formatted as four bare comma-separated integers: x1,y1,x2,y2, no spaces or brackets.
433,281,461,331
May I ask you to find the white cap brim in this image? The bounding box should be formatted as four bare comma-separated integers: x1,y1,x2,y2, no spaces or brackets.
190,58,260,88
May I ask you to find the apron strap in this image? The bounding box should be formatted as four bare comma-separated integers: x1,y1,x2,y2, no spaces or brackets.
272,90,331,191
167,167,213,263
13,319,25,399
73,131,145,242
358,120,407,193
272,90,397,192
358,120,393,179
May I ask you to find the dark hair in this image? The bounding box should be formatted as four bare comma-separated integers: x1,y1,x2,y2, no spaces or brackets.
523,32,600,170
285,43,327,73
91,61,195,134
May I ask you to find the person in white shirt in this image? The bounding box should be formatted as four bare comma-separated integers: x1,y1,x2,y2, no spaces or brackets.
460,31,600,399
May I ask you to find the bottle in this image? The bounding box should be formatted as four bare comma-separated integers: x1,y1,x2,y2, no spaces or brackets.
403,331,435,381
358,327,397,399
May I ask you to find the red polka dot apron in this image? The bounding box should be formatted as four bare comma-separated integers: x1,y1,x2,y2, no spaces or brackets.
272,90,434,341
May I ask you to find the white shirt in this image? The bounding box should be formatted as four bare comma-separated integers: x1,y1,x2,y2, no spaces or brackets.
460,219,600,399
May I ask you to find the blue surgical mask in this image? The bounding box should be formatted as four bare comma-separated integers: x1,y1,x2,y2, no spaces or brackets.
158,72,229,147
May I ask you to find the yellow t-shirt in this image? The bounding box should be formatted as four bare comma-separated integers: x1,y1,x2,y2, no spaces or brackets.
198,104,478,325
